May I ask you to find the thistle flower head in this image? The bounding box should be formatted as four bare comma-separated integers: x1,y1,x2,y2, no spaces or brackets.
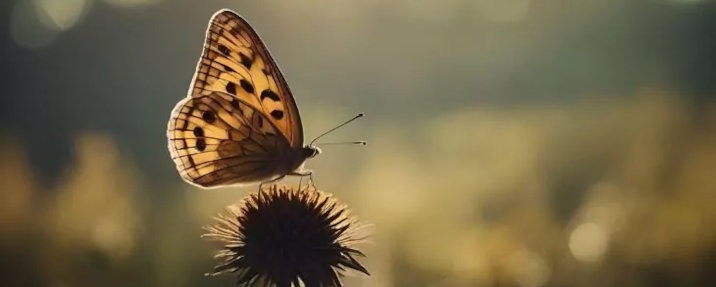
203,184,370,287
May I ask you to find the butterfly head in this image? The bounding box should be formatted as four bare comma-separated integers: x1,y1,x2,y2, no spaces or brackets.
303,145,322,159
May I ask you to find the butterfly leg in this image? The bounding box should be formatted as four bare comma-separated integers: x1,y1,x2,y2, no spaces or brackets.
289,170,315,189
298,175,306,191
259,175,286,191
308,172,316,188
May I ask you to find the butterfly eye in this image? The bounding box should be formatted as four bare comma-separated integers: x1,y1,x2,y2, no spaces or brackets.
303,146,320,159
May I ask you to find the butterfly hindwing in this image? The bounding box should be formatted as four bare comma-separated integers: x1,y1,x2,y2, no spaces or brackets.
190,9,303,148
168,92,291,187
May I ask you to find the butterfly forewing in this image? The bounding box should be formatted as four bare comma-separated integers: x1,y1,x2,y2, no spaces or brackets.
190,9,303,148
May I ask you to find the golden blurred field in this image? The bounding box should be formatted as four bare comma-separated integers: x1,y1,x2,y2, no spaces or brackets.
2,0,716,286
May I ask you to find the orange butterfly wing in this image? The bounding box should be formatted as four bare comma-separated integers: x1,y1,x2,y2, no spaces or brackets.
190,9,303,148
168,92,293,187
167,10,308,188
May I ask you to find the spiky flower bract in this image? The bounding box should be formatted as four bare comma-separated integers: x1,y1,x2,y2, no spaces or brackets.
203,184,370,287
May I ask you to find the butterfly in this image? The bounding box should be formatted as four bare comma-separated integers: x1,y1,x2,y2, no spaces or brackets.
167,9,323,188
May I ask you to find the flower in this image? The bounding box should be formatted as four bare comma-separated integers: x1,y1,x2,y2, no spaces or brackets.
202,184,370,287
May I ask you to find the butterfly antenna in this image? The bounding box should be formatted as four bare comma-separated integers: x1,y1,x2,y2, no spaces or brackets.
316,141,367,146
309,113,364,146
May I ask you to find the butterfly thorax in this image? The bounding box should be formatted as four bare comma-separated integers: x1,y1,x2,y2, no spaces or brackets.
269,144,319,177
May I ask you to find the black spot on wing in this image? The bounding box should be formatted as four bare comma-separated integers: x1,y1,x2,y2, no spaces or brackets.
202,111,216,123
270,110,284,120
221,64,235,73
239,52,253,69
226,82,236,95
260,89,280,102
193,127,204,137
196,139,207,151
240,79,254,94
231,98,240,109
217,44,231,56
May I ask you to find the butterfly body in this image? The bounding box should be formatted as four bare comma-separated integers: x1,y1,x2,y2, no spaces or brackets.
167,9,318,188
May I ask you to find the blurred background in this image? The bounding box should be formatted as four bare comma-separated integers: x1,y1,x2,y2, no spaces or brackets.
2,0,716,286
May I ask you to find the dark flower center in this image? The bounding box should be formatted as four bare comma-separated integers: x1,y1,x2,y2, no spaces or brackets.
237,191,346,286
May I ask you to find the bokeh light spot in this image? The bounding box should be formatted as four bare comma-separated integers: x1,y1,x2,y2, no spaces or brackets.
10,0,59,49
507,250,551,287
569,222,608,263
35,0,91,31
